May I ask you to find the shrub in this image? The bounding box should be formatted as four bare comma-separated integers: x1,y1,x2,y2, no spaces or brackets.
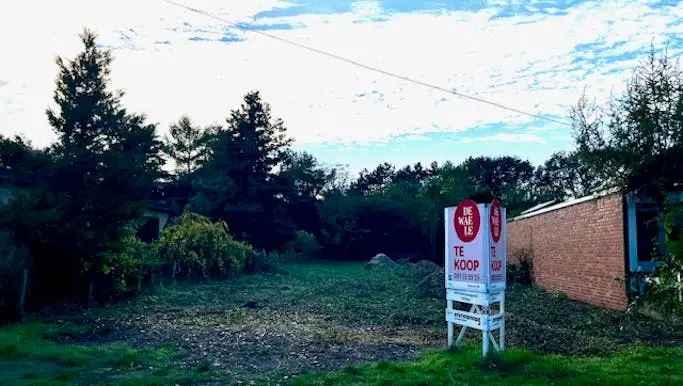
100,229,160,296
644,205,683,317
157,212,253,279
285,230,321,259
508,249,533,285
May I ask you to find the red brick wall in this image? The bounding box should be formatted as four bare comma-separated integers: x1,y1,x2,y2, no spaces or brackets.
507,193,628,310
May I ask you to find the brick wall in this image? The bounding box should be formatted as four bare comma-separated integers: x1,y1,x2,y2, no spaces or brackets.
507,193,628,310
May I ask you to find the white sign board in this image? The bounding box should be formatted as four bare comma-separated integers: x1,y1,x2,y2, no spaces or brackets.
446,289,504,306
444,199,507,293
445,309,504,331
488,200,507,292
445,199,507,357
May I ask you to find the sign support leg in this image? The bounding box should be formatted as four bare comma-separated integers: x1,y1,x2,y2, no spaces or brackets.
447,300,454,348
488,331,500,351
500,298,505,351
448,322,454,348
455,325,467,346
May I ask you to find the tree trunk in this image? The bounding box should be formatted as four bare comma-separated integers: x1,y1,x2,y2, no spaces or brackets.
172,261,177,280
87,276,96,307
17,269,28,319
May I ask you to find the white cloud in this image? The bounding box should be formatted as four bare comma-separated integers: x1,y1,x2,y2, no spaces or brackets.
0,0,288,145
0,0,682,150
457,133,546,144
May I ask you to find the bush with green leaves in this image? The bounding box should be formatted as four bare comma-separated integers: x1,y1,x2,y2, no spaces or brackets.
645,205,683,317
157,212,253,279
100,229,160,296
508,249,534,285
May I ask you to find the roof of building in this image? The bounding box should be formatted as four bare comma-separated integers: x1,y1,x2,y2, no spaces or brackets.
519,199,557,215
510,188,619,222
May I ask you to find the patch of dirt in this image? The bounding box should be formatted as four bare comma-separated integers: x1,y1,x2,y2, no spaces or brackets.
63,305,441,384
48,261,683,384
50,261,447,384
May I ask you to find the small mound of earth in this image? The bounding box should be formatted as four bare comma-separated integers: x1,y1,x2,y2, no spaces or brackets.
409,260,445,298
365,253,398,269
365,255,445,298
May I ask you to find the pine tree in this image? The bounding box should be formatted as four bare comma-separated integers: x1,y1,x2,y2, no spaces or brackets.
278,151,336,233
46,30,164,303
164,116,207,177
197,91,293,247
573,47,683,200
532,151,599,202
215,91,291,194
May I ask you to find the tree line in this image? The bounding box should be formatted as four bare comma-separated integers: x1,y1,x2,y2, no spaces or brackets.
1,31,681,319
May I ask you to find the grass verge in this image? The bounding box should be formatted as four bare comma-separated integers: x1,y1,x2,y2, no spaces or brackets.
0,322,217,386
293,345,683,386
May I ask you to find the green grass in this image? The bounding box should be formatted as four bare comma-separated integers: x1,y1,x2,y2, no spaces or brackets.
0,322,217,385
3,261,682,385
96,260,445,327
293,345,683,386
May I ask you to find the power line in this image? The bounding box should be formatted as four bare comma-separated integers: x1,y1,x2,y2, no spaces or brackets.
161,0,572,127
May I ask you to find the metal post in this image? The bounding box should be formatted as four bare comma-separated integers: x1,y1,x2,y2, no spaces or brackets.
500,298,506,351
482,324,489,358
489,331,500,351
447,300,454,348
455,325,467,346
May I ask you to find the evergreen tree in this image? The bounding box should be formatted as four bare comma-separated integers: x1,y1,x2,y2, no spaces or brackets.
45,30,164,302
349,162,396,196
393,162,430,185
278,151,335,233
163,116,208,177
279,151,335,200
533,151,600,202
197,91,293,247
462,156,535,214
573,47,683,200
0,135,52,186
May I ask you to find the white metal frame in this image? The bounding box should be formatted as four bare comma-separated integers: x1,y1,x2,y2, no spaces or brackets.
446,289,505,357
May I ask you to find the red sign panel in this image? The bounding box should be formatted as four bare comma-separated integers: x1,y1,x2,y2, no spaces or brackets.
453,199,480,243
489,199,502,243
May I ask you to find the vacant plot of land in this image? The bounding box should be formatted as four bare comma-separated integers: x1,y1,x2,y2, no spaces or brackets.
1,260,682,385
50,262,445,383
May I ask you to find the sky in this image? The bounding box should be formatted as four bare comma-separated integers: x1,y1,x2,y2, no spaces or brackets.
1,1,682,174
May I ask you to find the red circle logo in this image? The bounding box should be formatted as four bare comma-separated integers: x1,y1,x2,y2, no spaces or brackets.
489,199,502,243
454,199,480,242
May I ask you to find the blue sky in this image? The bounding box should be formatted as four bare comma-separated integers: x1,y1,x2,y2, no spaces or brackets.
1,0,682,173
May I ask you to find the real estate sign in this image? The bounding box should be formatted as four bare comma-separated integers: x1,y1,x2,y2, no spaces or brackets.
488,199,506,292
444,199,507,293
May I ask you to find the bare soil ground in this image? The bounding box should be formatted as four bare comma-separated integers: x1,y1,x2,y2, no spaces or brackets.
50,262,445,384
46,261,683,385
